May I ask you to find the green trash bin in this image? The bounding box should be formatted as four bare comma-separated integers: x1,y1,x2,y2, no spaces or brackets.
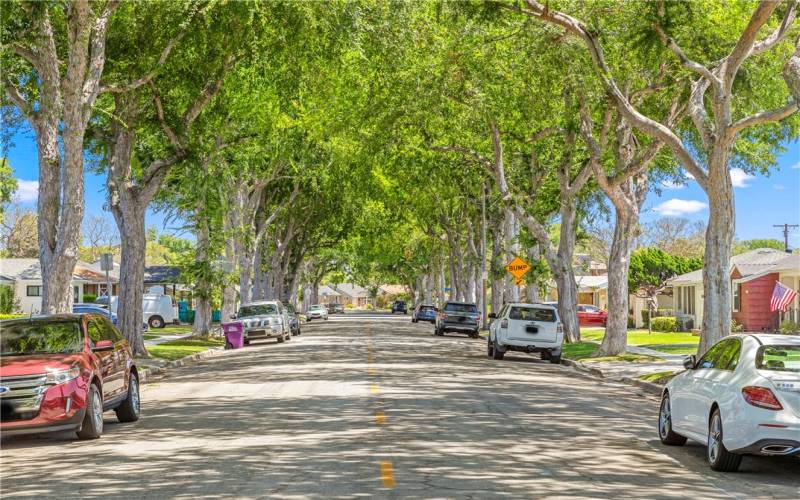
212,310,221,322
185,310,195,324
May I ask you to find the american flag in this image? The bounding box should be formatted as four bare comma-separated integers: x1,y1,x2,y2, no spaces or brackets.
770,281,798,312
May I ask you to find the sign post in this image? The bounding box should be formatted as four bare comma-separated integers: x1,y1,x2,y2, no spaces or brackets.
100,253,114,300
505,257,531,282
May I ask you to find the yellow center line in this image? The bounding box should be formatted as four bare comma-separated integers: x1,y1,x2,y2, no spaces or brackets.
379,461,396,488
375,411,385,425
370,383,380,395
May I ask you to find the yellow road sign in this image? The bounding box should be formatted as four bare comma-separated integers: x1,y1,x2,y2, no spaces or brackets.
505,257,531,279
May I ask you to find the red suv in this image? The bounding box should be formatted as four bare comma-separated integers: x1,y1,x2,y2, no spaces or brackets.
0,314,140,439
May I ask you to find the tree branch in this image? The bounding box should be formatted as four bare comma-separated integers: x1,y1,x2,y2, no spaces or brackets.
517,0,709,191
653,24,721,89
724,1,781,90
182,54,235,128
729,98,799,134
82,0,121,109
3,80,34,118
751,1,798,56
149,81,183,151
688,78,714,150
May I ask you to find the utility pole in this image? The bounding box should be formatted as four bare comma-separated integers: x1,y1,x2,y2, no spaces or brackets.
773,223,799,253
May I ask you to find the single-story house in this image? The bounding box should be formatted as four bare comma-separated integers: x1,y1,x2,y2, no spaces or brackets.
668,248,797,332
144,265,185,296
331,283,369,307
544,274,609,308
378,284,407,299
0,258,89,313
80,259,120,298
317,284,342,305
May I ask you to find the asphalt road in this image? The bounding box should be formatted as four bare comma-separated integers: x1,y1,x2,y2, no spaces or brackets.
2,312,798,499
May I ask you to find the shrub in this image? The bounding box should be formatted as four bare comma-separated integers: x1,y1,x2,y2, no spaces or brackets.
83,293,97,304
653,308,674,318
641,309,650,324
651,316,678,332
627,314,636,329
345,303,354,309
779,320,800,334
731,319,745,333
0,285,17,314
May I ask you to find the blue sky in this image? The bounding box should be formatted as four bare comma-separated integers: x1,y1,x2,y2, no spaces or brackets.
5,125,800,248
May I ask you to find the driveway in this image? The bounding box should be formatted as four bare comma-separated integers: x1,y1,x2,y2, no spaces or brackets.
1,314,798,498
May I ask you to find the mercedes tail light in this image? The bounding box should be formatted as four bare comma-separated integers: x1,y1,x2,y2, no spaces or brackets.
742,386,783,410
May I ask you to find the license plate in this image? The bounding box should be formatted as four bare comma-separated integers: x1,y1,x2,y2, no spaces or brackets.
526,326,538,333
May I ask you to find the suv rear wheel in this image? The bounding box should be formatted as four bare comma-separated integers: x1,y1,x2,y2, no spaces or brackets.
492,340,505,360
149,315,165,329
487,338,494,357
115,372,141,423
77,384,103,440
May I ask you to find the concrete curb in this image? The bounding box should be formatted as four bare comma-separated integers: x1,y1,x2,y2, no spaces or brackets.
138,347,224,385
561,358,664,396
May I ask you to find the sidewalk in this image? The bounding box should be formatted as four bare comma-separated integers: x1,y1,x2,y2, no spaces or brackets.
144,332,193,346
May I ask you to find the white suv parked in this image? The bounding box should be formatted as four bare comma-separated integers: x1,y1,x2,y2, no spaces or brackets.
488,303,563,363
659,334,800,471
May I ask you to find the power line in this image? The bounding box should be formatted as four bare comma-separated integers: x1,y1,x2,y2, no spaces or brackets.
773,223,799,253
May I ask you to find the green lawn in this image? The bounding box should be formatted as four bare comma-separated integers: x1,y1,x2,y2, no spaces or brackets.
561,341,663,363
152,324,194,336
581,328,699,346
147,338,224,361
639,370,678,384
143,334,162,340
640,344,698,355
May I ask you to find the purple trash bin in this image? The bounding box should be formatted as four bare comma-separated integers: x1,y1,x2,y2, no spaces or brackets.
222,321,244,349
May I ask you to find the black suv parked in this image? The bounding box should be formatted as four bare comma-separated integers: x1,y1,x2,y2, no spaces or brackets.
435,302,480,338
391,300,408,314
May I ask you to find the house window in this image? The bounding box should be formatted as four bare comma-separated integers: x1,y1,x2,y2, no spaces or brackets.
73,286,80,301
733,283,741,312
26,285,41,297
680,286,695,315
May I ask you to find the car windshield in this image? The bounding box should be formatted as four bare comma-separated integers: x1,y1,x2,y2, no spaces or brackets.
0,320,83,356
238,304,277,317
310,305,325,311
756,345,800,373
509,307,556,322
444,303,478,313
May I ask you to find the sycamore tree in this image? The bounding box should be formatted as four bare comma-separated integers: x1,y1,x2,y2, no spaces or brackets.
2,0,120,312
509,0,800,353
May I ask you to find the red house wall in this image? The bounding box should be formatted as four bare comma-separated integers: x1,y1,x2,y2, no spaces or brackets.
733,272,779,332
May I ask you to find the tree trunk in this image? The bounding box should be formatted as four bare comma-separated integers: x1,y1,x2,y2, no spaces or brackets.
112,203,147,356
504,209,520,302
596,209,636,356
192,214,213,338
700,157,735,354
525,245,540,303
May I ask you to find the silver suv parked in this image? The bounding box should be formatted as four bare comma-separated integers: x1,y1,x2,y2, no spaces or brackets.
234,301,291,344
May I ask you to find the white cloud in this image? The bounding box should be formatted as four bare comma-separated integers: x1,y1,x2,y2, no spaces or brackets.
684,171,695,180
661,180,685,190
653,198,708,217
791,160,800,170
730,168,754,188
774,184,785,191
14,179,38,203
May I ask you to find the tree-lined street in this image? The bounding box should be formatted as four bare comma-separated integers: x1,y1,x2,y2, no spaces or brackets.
2,314,798,498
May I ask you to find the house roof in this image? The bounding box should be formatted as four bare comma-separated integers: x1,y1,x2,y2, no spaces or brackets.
333,283,367,298
772,253,800,273
0,258,89,282
379,284,406,295
574,275,608,290
318,284,340,297
143,266,182,284
669,248,789,285
86,259,120,280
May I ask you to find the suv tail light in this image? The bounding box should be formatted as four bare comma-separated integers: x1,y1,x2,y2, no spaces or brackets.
742,386,783,410
475,315,481,324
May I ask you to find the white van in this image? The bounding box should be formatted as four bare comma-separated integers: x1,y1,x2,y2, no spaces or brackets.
106,286,178,329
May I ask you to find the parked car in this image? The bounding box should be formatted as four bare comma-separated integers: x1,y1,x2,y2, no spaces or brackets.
72,304,149,333
306,304,329,321
487,303,563,363
391,300,408,314
658,334,800,472
412,304,438,324
285,303,301,336
576,304,608,326
105,287,178,329
327,303,345,314
0,314,141,439
435,302,480,338
233,301,291,344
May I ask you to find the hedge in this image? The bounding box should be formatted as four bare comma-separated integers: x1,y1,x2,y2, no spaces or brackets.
83,293,97,304
651,316,678,332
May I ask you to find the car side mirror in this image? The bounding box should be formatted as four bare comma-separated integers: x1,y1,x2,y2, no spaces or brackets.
93,340,114,352
488,313,497,319
683,355,697,370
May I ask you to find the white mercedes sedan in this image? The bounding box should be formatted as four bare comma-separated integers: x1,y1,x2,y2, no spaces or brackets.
658,334,800,471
